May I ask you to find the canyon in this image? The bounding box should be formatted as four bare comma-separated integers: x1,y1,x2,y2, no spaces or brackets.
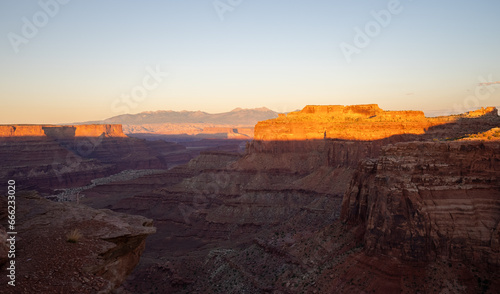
1,104,499,293
0,124,227,195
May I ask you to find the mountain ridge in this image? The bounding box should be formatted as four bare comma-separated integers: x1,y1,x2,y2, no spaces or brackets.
75,107,279,138
77,107,278,126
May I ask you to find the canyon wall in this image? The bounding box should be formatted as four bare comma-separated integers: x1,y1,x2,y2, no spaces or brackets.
101,148,348,293
341,141,500,267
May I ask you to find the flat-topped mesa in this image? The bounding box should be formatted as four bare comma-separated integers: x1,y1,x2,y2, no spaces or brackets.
300,104,384,117
0,125,45,137
296,104,426,120
73,124,126,137
0,124,127,138
255,105,499,141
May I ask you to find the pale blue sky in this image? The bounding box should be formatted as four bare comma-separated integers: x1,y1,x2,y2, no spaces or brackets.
1,0,499,123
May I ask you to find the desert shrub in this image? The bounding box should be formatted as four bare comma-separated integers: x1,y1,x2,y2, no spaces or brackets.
66,229,82,243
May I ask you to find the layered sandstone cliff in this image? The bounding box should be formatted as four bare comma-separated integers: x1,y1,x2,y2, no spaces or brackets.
255,105,499,141
341,140,500,268
0,124,127,137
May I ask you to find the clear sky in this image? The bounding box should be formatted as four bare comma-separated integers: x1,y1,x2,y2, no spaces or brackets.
1,0,499,124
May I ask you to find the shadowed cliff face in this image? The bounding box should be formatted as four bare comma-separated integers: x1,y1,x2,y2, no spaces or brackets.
342,141,500,267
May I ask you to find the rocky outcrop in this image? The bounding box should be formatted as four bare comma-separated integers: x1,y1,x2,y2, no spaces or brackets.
0,192,155,293
459,127,500,141
341,141,500,267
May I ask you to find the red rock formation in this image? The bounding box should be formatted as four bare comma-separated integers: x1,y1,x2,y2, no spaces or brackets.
0,124,127,137
0,125,45,137
75,124,127,137
465,106,499,117
459,127,500,141
255,104,499,141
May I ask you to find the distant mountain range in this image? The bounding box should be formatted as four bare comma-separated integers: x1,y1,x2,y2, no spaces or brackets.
82,107,279,126
77,108,279,139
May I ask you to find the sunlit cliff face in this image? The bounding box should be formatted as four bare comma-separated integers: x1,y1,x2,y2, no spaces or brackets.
0,124,127,138
254,104,499,141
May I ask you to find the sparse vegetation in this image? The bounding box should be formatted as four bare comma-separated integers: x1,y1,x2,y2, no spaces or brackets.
66,229,82,243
